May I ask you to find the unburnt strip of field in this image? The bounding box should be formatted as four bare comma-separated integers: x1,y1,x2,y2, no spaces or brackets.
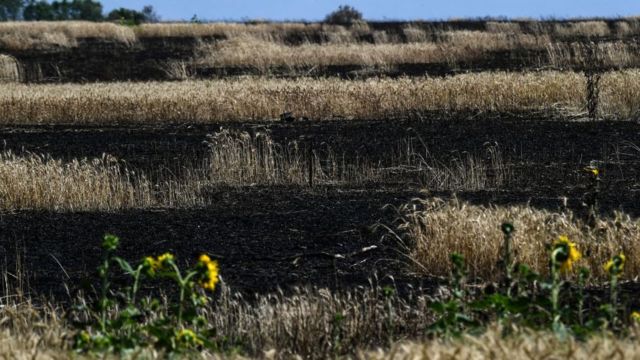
5,70,640,123
1,73,589,123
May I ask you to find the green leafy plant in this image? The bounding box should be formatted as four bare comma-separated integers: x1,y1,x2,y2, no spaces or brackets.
72,234,220,354
428,253,478,337
601,253,626,328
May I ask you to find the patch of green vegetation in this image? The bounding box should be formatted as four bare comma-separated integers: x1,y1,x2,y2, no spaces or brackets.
72,234,222,355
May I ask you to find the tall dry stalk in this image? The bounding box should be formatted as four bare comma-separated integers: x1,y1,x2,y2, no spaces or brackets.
205,130,510,189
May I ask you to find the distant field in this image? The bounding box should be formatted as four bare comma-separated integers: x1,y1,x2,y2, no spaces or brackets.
3,19,640,82
1,19,640,51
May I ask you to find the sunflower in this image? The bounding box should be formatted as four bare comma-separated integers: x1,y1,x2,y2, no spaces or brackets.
604,253,626,276
584,165,599,177
157,253,174,266
175,328,203,347
142,256,159,276
197,254,219,291
141,253,175,276
552,235,581,273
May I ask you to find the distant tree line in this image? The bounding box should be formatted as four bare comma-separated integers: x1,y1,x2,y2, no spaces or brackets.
0,0,160,24
0,2,364,25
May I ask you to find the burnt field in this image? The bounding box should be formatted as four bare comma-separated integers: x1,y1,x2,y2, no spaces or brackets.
5,18,640,358
2,114,640,299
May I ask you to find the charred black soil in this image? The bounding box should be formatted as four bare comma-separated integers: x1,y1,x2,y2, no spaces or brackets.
0,186,422,300
3,115,640,212
2,114,640,299
1,114,639,178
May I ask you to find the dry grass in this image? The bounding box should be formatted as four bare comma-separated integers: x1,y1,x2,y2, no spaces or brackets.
0,20,627,52
547,41,640,69
0,151,155,211
600,69,640,118
0,54,20,82
3,287,640,359
553,21,611,38
401,25,428,42
199,32,549,70
0,150,220,211
0,21,136,51
363,325,640,360
0,72,586,124
206,129,330,185
486,21,522,34
395,198,640,280
211,284,432,357
135,22,376,44
205,130,509,188
394,139,509,191
0,303,71,360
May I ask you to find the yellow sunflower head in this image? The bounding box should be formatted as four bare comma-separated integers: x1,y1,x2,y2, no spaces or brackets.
197,254,220,291
142,256,159,276
175,328,203,347
156,253,175,271
604,253,626,276
552,235,581,273
584,166,599,177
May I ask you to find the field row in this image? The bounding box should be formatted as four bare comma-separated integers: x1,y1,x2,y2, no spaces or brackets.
197,37,640,71
5,287,640,359
2,19,640,51
4,71,640,123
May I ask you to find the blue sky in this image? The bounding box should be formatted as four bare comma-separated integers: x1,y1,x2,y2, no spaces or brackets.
100,0,640,21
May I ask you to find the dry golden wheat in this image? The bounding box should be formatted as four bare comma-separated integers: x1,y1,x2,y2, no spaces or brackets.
0,135,509,211
362,325,640,360
0,21,136,50
0,20,628,52
546,41,640,69
486,21,522,34
0,151,155,210
0,72,586,124
199,32,550,70
600,69,640,118
554,21,611,38
397,198,640,280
